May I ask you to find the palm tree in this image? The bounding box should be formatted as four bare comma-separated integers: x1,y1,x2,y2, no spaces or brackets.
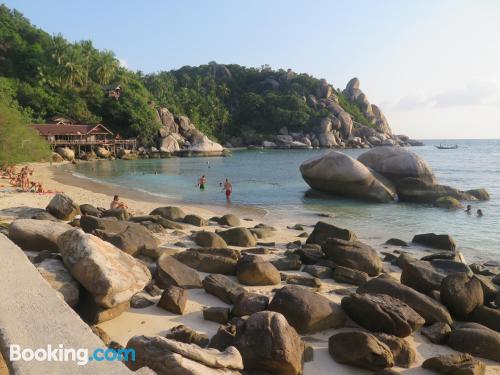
94,51,118,85
77,40,94,87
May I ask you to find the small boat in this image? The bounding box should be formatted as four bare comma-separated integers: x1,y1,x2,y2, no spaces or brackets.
436,144,458,149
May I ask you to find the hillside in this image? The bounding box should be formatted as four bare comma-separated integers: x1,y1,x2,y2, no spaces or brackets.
0,5,416,153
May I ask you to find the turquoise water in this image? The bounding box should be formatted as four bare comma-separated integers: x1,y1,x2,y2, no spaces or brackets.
73,140,500,263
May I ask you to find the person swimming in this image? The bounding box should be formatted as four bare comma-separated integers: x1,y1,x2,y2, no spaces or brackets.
222,178,232,201
197,175,207,190
477,209,483,217
465,205,472,214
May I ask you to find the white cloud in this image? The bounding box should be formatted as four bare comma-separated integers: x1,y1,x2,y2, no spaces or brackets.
118,58,128,69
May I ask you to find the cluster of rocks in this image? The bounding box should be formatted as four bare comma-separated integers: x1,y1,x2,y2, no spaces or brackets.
301,145,490,206
226,77,422,150
4,193,499,374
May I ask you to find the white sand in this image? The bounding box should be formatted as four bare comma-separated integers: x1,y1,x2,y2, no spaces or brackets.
1,161,499,374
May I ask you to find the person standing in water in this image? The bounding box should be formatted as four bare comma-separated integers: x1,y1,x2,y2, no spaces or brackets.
222,178,232,201
197,175,207,190
477,209,483,217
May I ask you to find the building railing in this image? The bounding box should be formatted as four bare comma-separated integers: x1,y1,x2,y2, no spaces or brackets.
47,139,137,146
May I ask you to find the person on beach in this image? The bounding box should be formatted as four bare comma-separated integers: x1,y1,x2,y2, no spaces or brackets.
222,178,232,201
477,209,483,217
110,195,128,210
197,175,207,190
465,205,472,214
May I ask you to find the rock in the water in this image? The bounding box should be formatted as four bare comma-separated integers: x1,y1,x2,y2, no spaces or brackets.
447,325,500,362
46,193,79,220
8,219,72,252
358,275,453,325
332,265,369,285
166,325,209,348
217,227,256,247
57,228,151,308
328,330,394,371
203,307,230,324
203,274,245,304
323,238,383,276
36,258,79,307
412,233,457,251
374,333,416,368
440,272,483,320
157,254,202,289
126,335,243,374
300,151,396,202
184,214,208,227
470,305,500,332
341,293,424,337
306,221,357,245
234,311,304,375
157,285,188,315
434,196,464,210
385,238,408,247
217,214,241,227
236,255,280,286
357,146,436,185
193,231,228,248
423,353,485,375
421,322,452,344
466,188,490,201
175,248,239,275
268,285,345,333
231,292,269,317
150,206,186,222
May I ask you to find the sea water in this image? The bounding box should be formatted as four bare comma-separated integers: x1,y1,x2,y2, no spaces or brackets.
73,140,500,263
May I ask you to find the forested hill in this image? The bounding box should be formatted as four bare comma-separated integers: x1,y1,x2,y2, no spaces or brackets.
0,4,396,148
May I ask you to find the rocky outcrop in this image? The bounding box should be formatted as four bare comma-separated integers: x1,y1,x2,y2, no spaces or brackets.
174,248,239,275
217,227,256,247
46,193,80,220
300,151,397,202
447,325,500,362
157,254,203,289
440,273,483,319
306,220,357,245
156,108,225,156
36,258,79,307
235,255,281,286
423,354,485,375
202,274,245,304
57,229,151,308
8,219,72,252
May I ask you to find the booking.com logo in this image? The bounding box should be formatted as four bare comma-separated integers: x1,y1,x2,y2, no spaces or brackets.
9,344,135,366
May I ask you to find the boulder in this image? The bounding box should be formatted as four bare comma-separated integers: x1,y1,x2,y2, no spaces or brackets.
209,325,237,352
184,214,208,227
51,152,64,162
421,322,452,344
236,255,280,286
79,204,102,217
470,305,500,332
374,333,416,368
357,146,436,184
130,293,155,308
8,219,72,252
394,178,472,203
95,146,111,158
358,276,453,325
157,285,188,315
328,330,394,371
55,146,75,161
332,266,369,285
440,273,483,319
203,274,245,304
448,325,500,362
57,229,151,308
322,238,383,276
284,274,322,289
193,231,228,248
231,292,269,317
76,289,130,324
175,248,239,275
341,293,424,337
412,233,457,251
385,238,408,247
80,215,126,233
306,221,357,245
36,258,79,307
217,214,241,227
217,227,256,247
126,335,243,374
303,265,332,279
434,196,464,210
203,307,230,324
166,325,209,348
466,188,490,201
234,311,304,375
159,134,180,153
300,151,396,202
473,274,499,302
96,223,158,257
187,135,224,155
268,285,346,333
271,255,302,271
423,354,485,375
157,254,202,289
400,259,444,294
46,193,79,220
150,206,186,222
101,208,130,220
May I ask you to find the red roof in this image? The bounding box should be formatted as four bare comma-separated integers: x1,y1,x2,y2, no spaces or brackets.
32,124,113,136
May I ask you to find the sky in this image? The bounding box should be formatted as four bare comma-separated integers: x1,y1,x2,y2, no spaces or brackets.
4,0,500,139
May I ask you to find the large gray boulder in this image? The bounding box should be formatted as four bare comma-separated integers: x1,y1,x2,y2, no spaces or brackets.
328,330,394,371
322,238,383,276
447,325,500,362
400,259,445,294
58,229,151,308
46,193,80,220
95,223,158,257
217,227,256,247
157,254,202,289
193,231,227,248
306,221,357,245
358,276,453,325
341,293,425,337
234,311,304,375
36,258,79,307
8,219,72,252
300,151,396,202
412,233,457,251
175,248,239,275
440,273,483,320
150,206,186,222
358,146,436,185
268,285,346,333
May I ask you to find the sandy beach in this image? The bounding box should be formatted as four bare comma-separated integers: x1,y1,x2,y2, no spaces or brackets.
1,161,499,374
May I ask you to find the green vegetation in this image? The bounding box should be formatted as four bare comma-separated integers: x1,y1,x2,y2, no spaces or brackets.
0,5,374,152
